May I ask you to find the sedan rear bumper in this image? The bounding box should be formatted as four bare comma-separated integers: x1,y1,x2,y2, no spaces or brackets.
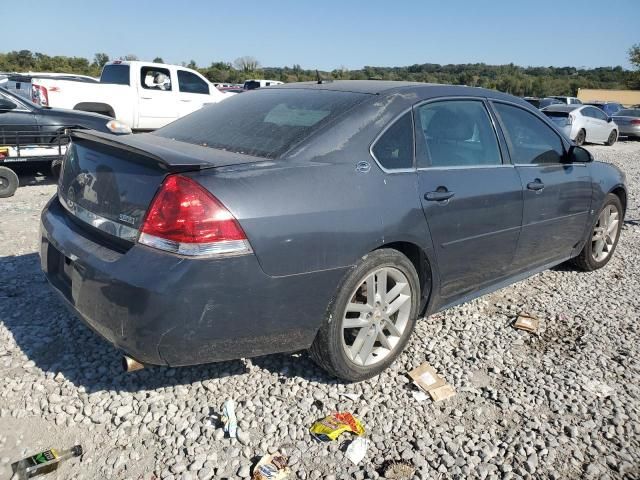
618,125,640,138
40,197,345,366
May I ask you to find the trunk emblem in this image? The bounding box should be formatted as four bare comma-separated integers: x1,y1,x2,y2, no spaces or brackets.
356,161,371,173
118,213,136,225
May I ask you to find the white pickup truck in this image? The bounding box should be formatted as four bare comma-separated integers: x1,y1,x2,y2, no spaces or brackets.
31,61,228,130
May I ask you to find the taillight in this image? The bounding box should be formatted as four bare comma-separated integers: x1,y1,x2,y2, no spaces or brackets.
138,175,251,257
567,114,574,125
31,84,49,106
631,119,640,125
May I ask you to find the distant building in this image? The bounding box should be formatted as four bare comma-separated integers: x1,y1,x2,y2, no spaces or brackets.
577,88,640,106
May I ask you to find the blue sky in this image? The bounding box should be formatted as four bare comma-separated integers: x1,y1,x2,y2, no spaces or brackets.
5,0,639,70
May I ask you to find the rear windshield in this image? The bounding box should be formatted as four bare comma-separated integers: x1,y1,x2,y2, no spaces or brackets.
539,99,561,108
543,111,569,117
100,65,130,85
154,89,367,158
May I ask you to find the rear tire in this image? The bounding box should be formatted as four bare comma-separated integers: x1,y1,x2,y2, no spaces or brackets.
605,130,618,146
309,249,420,381
0,166,19,198
575,129,586,146
571,193,622,271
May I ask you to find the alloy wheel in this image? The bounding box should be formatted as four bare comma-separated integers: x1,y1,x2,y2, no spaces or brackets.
341,267,412,367
592,204,620,262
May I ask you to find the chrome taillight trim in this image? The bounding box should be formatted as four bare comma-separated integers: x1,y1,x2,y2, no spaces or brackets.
138,233,252,257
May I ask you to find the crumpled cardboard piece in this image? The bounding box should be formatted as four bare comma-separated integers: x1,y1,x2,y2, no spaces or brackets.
408,363,446,393
514,313,539,333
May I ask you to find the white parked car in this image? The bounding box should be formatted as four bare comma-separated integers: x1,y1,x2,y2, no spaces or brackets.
243,79,284,90
30,61,228,130
542,104,618,146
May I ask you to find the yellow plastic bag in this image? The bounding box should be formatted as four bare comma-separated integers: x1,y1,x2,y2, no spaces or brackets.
309,412,365,441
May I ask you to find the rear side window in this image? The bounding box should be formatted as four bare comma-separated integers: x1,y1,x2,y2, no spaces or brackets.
371,113,413,170
494,103,564,165
141,67,172,91
591,107,608,121
100,65,130,85
414,100,502,168
155,89,366,158
177,70,209,94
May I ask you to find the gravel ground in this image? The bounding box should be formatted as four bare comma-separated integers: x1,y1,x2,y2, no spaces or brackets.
0,142,639,480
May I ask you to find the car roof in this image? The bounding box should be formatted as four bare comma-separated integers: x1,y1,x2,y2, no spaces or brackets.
273,80,423,94
270,80,522,102
542,104,581,112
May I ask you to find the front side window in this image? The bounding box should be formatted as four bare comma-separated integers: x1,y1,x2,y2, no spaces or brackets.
494,102,564,165
414,100,501,168
141,67,172,91
177,70,209,94
371,112,413,170
591,107,608,121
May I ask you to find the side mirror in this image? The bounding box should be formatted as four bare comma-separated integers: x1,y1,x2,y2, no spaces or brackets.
0,98,17,111
568,145,593,163
607,116,613,123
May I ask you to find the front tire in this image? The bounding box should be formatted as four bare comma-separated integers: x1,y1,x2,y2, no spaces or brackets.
0,166,19,198
572,193,623,271
605,129,618,146
309,249,420,381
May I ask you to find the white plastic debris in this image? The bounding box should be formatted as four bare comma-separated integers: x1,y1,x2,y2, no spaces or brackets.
345,437,370,465
411,390,429,403
222,399,237,438
340,393,361,402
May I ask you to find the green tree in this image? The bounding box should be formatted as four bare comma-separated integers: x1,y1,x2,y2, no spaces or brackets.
153,57,164,64
629,44,640,88
93,53,110,68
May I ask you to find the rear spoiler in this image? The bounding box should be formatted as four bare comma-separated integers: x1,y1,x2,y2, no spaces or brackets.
69,129,209,172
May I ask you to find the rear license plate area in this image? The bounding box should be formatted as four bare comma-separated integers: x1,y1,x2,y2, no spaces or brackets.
46,243,73,296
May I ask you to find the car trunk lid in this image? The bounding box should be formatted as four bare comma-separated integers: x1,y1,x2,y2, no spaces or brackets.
58,130,264,242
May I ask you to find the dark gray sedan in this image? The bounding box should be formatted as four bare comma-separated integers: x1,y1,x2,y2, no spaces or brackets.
39,81,626,381
612,108,640,139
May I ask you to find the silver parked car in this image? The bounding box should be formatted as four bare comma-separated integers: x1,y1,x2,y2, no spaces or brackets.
542,104,618,146
611,108,640,139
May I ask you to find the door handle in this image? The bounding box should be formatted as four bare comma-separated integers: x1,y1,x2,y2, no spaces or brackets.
140,96,152,100
180,99,192,102
424,190,455,201
527,180,545,191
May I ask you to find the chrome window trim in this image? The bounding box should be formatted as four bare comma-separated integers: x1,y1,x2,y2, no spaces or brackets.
0,91,31,113
368,106,416,174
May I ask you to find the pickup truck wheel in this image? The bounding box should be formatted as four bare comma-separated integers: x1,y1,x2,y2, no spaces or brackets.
0,166,19,198
571,193,622,271
309,249,420,381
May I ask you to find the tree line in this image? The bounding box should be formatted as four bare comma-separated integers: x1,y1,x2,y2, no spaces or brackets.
1,49,638,97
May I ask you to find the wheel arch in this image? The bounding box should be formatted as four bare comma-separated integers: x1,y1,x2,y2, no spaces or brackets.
374,241,434,316
73,102,115,118
609,185,627,215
